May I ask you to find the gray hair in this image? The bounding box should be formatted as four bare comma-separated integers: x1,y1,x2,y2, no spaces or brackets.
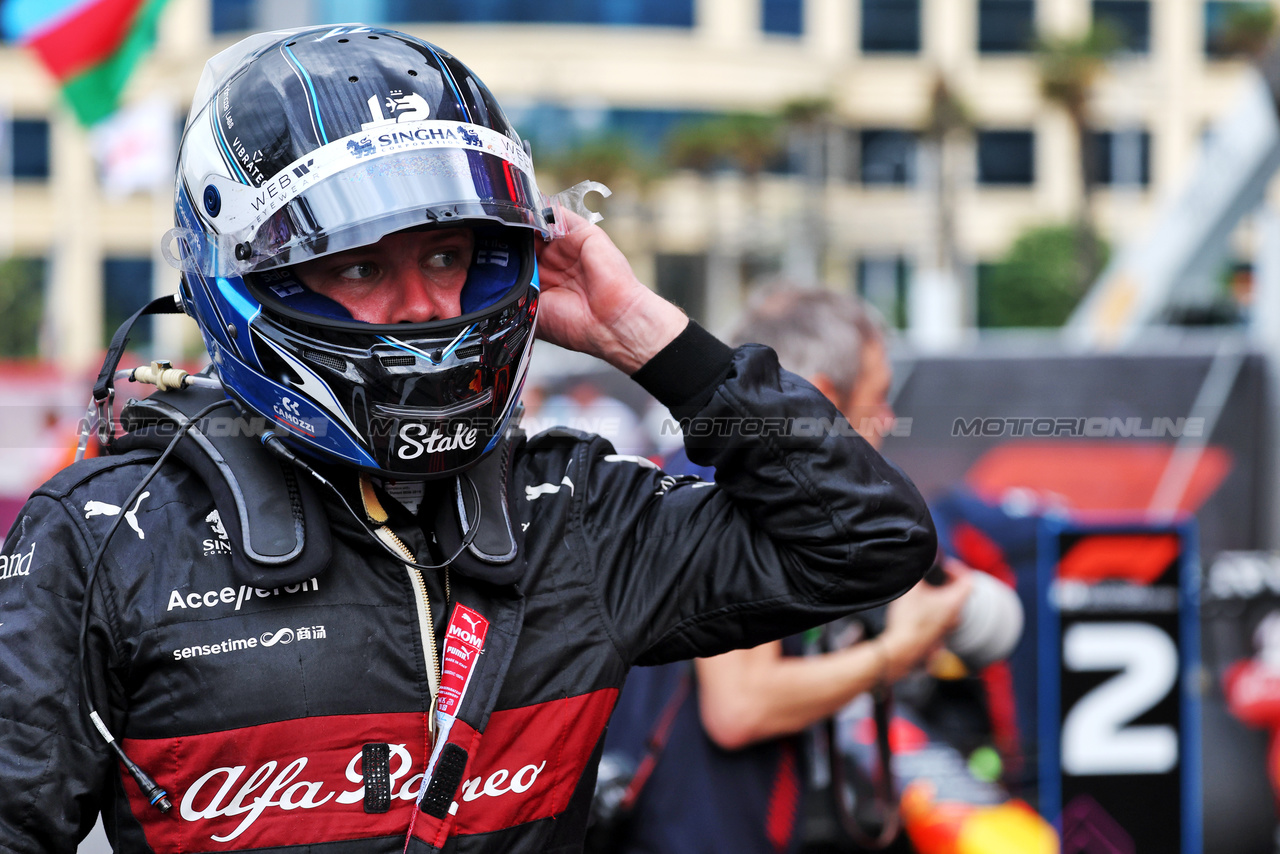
729,285,884,396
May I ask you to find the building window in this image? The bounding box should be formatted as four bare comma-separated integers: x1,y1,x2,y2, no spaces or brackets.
785,126,836,181
1092,129,1151,186
861,0,921,53
859,129,917,185
210,0,255,33
505,104,711,170
978,0,1036,53
1092,0,1150,53
103,257,153,346
763,0,803,35
385,0,695,26
977,130,1035,185
1204,1,1273,58
9,119,50,180
0,256,46,357
857,255,910,328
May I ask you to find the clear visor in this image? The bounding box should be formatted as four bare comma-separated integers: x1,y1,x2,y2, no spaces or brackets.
246,223,533,328
167,121,549,278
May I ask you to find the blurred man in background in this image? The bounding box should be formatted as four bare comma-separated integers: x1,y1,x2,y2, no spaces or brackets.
600,287,975,854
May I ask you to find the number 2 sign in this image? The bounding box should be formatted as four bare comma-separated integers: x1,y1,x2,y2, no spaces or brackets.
1038,522,1201,854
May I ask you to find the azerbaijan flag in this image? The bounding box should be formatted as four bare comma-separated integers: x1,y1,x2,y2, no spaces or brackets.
2,0,171,127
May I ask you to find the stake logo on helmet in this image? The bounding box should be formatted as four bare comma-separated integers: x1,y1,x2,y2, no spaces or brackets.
166,25,551,478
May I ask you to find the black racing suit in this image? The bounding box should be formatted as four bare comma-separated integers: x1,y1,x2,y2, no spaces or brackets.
0,329,935,853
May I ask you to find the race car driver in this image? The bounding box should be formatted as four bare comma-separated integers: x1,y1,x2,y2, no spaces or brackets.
0,26,937,854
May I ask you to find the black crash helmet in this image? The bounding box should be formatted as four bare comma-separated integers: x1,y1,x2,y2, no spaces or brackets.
165,24,551,479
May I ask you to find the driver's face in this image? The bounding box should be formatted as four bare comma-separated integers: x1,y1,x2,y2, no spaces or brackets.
293,227,474,323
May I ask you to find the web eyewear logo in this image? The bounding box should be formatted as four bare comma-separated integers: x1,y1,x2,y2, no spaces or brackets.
951,416,1205,439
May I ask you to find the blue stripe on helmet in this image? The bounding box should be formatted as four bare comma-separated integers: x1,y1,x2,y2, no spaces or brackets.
216,277,262,325
212,111,250,184
421,42,470,123
283,43,330,145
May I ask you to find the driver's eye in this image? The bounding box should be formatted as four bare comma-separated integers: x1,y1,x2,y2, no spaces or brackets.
337,263,377,281
426,251,459,269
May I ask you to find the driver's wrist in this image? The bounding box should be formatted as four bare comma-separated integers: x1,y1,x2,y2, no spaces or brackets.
602,290,688,375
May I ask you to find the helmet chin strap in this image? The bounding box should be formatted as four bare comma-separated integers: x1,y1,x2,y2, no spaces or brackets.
358,472,450,604
358,473,452,571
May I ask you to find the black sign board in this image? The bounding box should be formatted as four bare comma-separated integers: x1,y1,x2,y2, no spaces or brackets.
1037,521,1201,854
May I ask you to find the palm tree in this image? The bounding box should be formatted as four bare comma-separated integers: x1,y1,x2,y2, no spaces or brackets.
921,73,971,285
1035,24,1119,293
902,73,973,342
664,113,784,176
664,113,786,325
778,97,834,285
537,134,660,199
1210,3,1277,59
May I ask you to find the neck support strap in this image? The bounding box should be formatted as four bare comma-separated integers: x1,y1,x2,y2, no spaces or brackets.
114,387,333,588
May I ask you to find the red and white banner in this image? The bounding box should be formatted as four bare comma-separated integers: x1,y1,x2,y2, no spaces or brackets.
437,604,487,718
122,691,619,851
123,712,429,851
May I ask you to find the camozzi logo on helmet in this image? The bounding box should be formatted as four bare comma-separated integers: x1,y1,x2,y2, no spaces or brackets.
397,422,479,460
272,397,316,436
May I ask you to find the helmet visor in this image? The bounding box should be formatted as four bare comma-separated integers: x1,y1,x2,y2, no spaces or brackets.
247,225,535,329
173,119,547,278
